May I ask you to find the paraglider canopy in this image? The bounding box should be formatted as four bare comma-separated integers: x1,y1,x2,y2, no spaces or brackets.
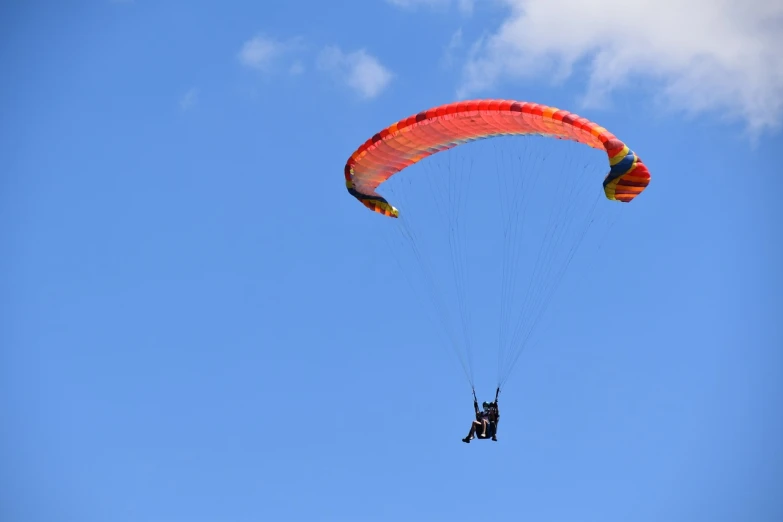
344,99,650,217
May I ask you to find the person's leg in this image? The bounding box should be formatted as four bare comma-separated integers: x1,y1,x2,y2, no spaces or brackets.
463,420,480,442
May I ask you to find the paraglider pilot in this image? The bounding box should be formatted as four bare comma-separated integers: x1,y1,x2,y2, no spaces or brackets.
462,388,499,443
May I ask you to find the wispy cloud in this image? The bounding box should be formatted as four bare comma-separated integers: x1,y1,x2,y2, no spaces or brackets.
386,0,474,15
289,61,305,75
238,35,286,71
179,87,198,111
237,33,309,82
441,28,464,68
456,0,783,135
317,46,393,100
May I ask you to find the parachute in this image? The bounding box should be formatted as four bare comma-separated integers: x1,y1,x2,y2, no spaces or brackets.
344,99,650,392
345,99,650,217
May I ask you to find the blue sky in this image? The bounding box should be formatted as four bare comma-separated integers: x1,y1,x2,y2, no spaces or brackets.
2,1,782,521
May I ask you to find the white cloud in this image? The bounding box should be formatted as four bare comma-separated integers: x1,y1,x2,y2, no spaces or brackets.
458,0,474,15
237,35,293,71
441,28,464,68
179,87,198,110
387,0,474,15
387,0,448,7
317,46,393,99
289,61,305,75
457,0,783,135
